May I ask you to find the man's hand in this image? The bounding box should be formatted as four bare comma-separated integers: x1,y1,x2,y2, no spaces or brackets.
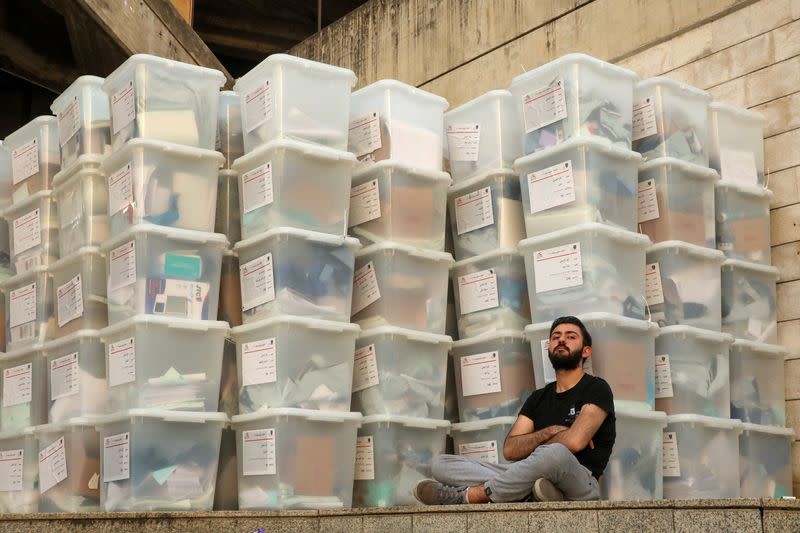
545,404,607,453
502,416,569,461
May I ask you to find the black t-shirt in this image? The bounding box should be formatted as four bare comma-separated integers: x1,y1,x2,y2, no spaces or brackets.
518,374,616,478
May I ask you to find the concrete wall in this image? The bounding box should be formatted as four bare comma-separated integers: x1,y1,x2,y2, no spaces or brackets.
291,0,800,494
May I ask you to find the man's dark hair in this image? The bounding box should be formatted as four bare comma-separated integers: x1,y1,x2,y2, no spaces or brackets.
549,316,592,347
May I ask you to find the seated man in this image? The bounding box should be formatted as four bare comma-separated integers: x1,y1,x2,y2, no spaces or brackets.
415,316,615,504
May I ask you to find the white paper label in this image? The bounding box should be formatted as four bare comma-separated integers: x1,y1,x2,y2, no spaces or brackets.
540,339,556,384
0,449,24,492
654,354,674,399
533,242,583,293
108,337,136,387
58,96,81,147
242,428,276,476
38,436,68,494
111,80,136,135
637,179,660,223
240,253,275,311
460,351,502,397
13,208,42,255
455,186,494,235
3,363,32,408
349,179,382,227
747,317,766,338
244,82,273,132
352,344,380,393
50,352,79,400
241,338,277,386
458,440,499,464
242,162,274,214
662,432,681,477
632,96,658,141
522,77,568,133
458,269,499,315
354,435,375,480
108,163,134,216
57,275,84,328
352,261,381,315
447,123,481,162
645,263,665,307
11,138,40,184
9,283,36,329
348,112,382,158
109,241,136,291
721,148,758,186
103,432,130,482
528,160,576,214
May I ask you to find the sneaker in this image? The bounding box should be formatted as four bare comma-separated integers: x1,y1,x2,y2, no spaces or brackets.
533,478,565,502
413,479,467,505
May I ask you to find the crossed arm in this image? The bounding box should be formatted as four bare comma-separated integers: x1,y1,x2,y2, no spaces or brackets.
502,403,608,461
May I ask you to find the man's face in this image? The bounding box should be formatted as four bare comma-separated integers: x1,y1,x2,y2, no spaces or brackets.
548,323,589,371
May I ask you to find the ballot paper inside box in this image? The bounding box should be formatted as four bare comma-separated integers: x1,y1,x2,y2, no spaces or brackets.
601,405,666,501
663,415,742,499
232,408,362,510
0,344,47,432
4,116,61,205
715,181,773,265
49,246,108,339
632,77,711,167
0,426,38,513
729,340,787,427
721,259,778,344
709,102,766,187
99,315,228,413
5,189,59,276
50,75,111,169
349,80,449,172
2,266,54,352
447,169,526,261
52,156,109,257
509,53,637,155
102,54,225,151
739,423,794,498
515,136,641,238
233,139,355,240
450,416,516,465
216,170,241,246
353,415,449,508
218,91,244,169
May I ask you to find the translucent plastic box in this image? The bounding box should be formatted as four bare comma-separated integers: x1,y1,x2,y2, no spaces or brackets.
519,223,651,322
3,266,54,350
49,246,108,338
52,156,109,256
715,182,772,265
0,218,9,282
102,225,227,324
50,75,111,169
645,241,725,331
233,408,362,510
525,313,658,410
352,243,453,334
231,315,359,414
349,80,449,171
35,418,101,512
447,169,526,260
0,142,11,209
6,190,59,275
637,158,718,248
709,102,765,187
351,326,452,419
739,423,793,498
601,407,666,501
353,415,449,507
101,138,224,236
4,116,60,204
233,139,356,239
632,77,710,166
663,415,742,499
654,326,734,417
214,425,238,510
515,137,641,237
721,259,778,344
0,427,38,513
349,160,450,251
450,417,516,465
235,228,358,323
215,170,241,245
0,288,5,353
99,315,228,412
217,91,243,169
509,54,637,154
234,54,356,152
218,249,242,327
450,249,530,339
103,54,225,151
0,345,47,431
450,330,534,422
729,340,786,426
443,90,522,182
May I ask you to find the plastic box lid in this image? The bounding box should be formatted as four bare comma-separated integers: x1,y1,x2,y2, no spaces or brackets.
232,407,363,425
352,79,449,109
452,247,522,270
104,54,226,90
638,157,720,180
50,75,105,113
740,423,795,437
448,168,518,196
352,159,452,183
234,226,360,253
355,241,454,264
4,116,58,145
234,53,357,90
99,315,230,339
35,416,100,434
1,265,49,289
101,137,225,174
715,181,773,200
451,329,526,350
231,315,360,338
446,89,513,115
656,324,734,345
525,312,659,336
636,76,711,100
100,223,230,253
232,137,357,172
361,415,451,430
518,222,652,252
52,154,105,190
510,53,638,86
3,189,54,220
0,343,42,362
513,135,643,171
358,325,453,347
647,240,726,262
41,329,102,352
219,168,239,179
710,102,765,124
614,404,668,423
94,408,228,426
48,246,103,272
451,416,517,433
730,339,788,359
0,426,36,441
666,414,743,430
721,259,780,278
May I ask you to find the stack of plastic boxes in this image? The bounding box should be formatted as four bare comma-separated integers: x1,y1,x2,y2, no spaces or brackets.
346,80,453,507
228,55,363,511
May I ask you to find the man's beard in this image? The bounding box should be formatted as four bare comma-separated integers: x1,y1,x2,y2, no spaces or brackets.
548,344,584,371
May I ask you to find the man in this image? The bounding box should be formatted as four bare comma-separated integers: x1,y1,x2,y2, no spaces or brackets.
415,316,615,504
